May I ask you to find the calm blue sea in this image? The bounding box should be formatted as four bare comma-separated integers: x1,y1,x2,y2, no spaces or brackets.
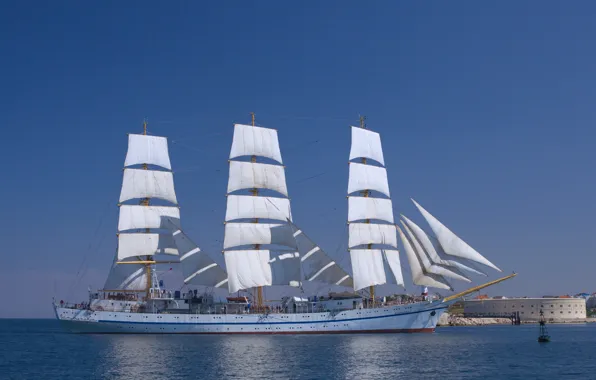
0,319,594,379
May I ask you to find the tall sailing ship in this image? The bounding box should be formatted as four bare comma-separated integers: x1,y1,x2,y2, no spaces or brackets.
54,117,515,334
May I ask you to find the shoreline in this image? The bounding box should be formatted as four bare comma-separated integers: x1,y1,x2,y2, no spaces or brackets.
437,313,596,326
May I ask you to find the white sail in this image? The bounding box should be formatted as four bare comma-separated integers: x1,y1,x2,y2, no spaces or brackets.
119,169,178,204
124,134,172,170
348,197,394,223
227,161,288,196
165,219,228,288
350,249,386,291
349,126,385,165
429,235,488,276
347,163,390,197
223,122,300,293
348,223,398,249
402,214,481,277
346,125,402,291
225,195,292,222
224,250,272,293
103,256,147,291
289,221,352,287
229,124,283,164
382,249,404,286
412,199,501,271
118,205,180,231
223,223,297,250
400,221,471,283
397,226,452,290
117,233,178,260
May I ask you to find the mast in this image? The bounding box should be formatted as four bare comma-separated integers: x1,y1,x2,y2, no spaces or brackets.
223,113,299,298
359,117,375,305
113,120,180,295
250,112,264,310
142,120,152,299
347,116,403,297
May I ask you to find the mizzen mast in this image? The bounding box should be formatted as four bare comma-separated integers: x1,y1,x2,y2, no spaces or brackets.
115,119,180,297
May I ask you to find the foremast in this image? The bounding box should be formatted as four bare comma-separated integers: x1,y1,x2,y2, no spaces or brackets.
249,112,264,309
347,117,404,301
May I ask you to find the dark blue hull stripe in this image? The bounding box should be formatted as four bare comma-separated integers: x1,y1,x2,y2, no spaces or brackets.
91,306,448,326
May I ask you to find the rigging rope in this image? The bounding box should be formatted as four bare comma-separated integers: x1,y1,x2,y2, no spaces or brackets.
66,199,113,300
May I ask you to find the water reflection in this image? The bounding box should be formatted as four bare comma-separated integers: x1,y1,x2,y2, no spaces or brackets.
77,325,596,380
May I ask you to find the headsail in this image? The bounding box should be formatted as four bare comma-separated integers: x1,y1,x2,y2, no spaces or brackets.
400,216,471,282
347,125,403,291
223,122,301,294
397,226,452,290
400,221,470,283
411,199,501,272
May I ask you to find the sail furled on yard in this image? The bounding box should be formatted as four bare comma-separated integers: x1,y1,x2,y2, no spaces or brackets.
347,126,403,291
411,199,501,272
223,123,301,293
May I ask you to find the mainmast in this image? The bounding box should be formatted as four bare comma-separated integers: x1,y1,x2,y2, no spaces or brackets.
142,120,152,299
223,113,299,301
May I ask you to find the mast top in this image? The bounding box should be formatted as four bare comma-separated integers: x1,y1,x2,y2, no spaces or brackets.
143,119,147,135
359,115,366,129
250,112,255,127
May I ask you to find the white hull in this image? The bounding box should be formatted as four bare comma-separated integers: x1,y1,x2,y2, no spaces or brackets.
55,301,449,334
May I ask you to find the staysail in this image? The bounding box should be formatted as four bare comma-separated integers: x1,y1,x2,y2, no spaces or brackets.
347,124,403,291
402,214,485,277
223,123,301,294
411,199,501,272
400,217,471,282
165,218,228,288
288,220,353,287
397,226,452,290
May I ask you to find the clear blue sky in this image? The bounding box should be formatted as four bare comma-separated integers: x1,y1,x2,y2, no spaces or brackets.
2,1,595,317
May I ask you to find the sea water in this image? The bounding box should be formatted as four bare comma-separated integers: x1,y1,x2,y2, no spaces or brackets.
1,319,594,379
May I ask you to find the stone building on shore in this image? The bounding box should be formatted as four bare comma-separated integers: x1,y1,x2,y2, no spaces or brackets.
463,297,586,322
